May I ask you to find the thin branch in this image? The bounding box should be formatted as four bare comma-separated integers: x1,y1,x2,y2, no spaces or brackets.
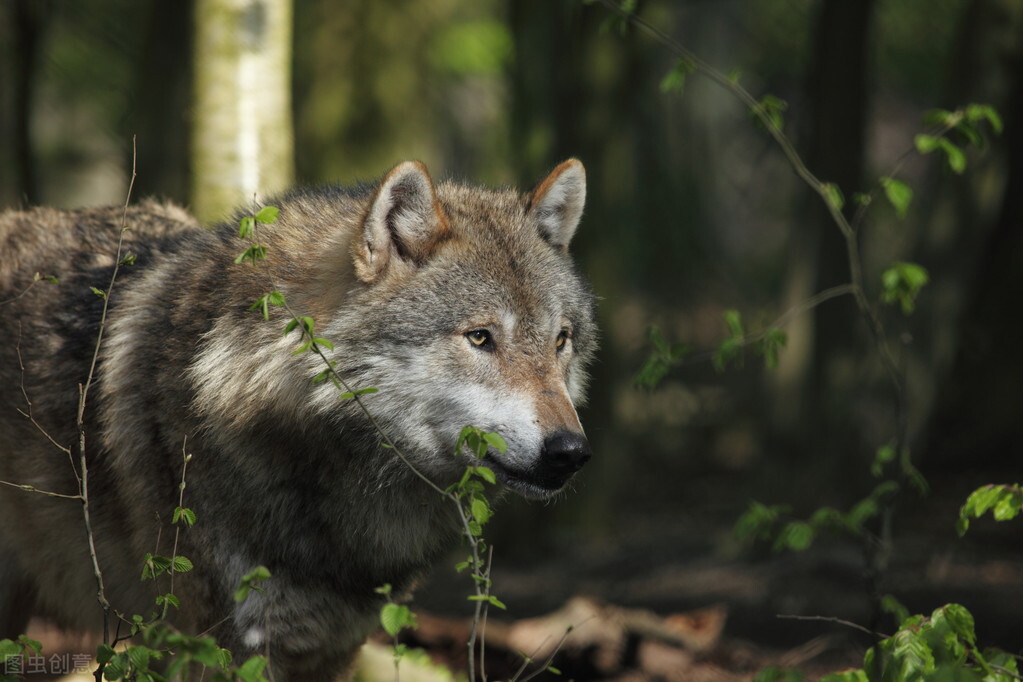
777,613,884,639
80,134,139,654
165,436,192,617
0,479,81,500
0,273,52,307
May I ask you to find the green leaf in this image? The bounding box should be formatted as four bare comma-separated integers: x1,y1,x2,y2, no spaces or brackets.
660,57,697,97
871,443,896,477
471,497,492,525
234,244,268,265
958,484,1023,535
313,337,334,351
482,431,507,454
915,133,941,153
753,94,788,130
880,262,930,315
235,565,272,602
96,643,117,665
127,645,151,671
90,286,107,299
238,216,255,238
338,387,379,400
965,103,1003,135
473,466,497,485
819,671,867,682
634,325,690,389
941,604,976,648
158,592,181,609
880,177,913,219
723,309,744,337
235,656,269,682
773,521,814,552
380,603,418,637
173,506,197,527
171,555,194,573
938,138,967,174
254,206,279,224
755,327,787,370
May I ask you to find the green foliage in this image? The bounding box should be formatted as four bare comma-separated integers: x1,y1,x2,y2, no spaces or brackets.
752,94,788,130
713,309,745,371
735,479,914,553
248,290,286,321
957,484,1023,536
375,584,421,671
0,636,43,682
234,244,268,266
234,565,272,603
859,605,1017,682
173,505,197,527
96,621,267,682
141,552,193,581
429,21,513,76
634,325,690,389
379,602,419,637
455,425,508,460
881,262,930,315
880,177,914,219
283,315,334,355
754,667,806,682
914,104,1002,175
754,327,787,370
592,0,638,36
660,57,697,97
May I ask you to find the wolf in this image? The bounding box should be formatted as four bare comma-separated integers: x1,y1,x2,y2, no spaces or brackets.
0,159,596,680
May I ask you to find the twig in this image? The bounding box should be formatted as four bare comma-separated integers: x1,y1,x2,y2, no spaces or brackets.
166,436,192,617
777,613,884,639
0,479,80,500
80,134,138,659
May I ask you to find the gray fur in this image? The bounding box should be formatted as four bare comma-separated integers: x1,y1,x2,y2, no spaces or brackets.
0,161,596,680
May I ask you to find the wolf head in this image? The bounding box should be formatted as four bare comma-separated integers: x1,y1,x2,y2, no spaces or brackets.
324,160,597,500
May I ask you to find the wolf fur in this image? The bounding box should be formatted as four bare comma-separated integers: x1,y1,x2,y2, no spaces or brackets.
0,160,596,680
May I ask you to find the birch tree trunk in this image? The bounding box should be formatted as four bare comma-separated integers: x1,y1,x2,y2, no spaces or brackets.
192,0,294,223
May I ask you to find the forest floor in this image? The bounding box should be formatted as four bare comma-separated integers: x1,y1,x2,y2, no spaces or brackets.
404,473,1023,681
27,474,1023,681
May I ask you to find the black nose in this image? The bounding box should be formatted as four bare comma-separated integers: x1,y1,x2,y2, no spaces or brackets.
542,430,592,475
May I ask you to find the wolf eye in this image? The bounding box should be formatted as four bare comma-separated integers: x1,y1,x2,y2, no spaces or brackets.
466,329,493,351
555,330,570,352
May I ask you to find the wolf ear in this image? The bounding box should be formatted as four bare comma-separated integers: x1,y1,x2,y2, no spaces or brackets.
527,159,586,249
354,161,450,282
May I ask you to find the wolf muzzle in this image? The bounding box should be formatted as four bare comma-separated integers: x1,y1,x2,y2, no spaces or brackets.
541,429,592,479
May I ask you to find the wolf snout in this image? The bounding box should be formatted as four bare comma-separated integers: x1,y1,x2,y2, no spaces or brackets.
542,429,592,475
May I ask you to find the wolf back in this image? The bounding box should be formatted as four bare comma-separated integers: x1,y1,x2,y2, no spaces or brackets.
0,160,596,680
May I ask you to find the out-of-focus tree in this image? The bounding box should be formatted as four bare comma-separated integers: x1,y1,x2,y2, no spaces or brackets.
192,0,294,222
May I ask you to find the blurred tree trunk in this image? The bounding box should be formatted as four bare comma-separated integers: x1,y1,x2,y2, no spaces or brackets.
0,0,49,207
772,0,876,472
925,0,1023,472
132,0,194,203
192,0,294,223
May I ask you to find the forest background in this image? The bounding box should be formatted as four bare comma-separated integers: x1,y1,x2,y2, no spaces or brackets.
1,0,1022,664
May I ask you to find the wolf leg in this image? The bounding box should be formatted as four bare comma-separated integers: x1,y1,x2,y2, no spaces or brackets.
0,540,35,638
